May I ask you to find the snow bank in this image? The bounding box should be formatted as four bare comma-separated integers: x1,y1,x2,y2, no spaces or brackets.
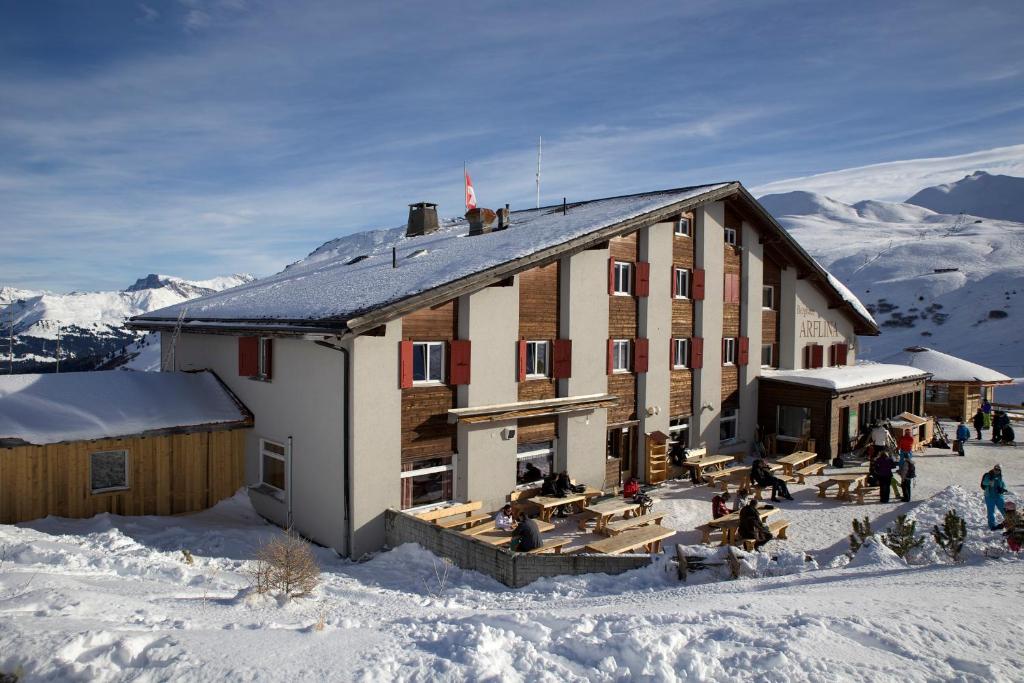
848,536,907,569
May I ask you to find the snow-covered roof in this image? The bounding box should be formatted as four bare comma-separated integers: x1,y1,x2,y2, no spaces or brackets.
878,347,1012,383
0,371,251,446
132,183,878,336
761,363,930,391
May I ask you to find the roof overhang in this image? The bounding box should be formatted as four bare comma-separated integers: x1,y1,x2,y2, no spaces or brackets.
447,393,617,424
759,372,930,397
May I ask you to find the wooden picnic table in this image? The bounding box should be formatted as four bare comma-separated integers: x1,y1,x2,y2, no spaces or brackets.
468,519,555,546
817,474,866,501
582,524,675,555
576,498,640,533
706,505,780,545
530,493,588,522
680,454,734,483
774,451,818,477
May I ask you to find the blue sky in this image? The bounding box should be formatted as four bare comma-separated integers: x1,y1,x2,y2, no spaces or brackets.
2,0,1023,292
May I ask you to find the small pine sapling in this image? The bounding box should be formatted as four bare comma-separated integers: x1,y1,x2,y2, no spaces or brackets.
181,549,194,565
932,509,967,562
882,514,925,559
849,516,874,556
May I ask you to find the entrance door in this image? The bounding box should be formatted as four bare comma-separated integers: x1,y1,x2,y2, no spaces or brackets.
606,426,637,485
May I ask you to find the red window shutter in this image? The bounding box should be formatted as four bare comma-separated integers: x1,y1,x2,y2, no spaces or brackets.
836,343,849,366
829,344,836,367
738,336,749,366
261,338,273,380
608,258,616,295
692,269,705,300
634,337,649,373
723,274,731,303
812,344,824,369
635,261,650,297
690,336,704,369
671,267,678,298
607,339,615,375
552,339,572,379
449,340,471,385
238,336,258,377
733,274,742,303
517,340,528,382
399,340,414,388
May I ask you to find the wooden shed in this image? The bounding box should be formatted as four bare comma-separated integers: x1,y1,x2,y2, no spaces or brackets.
0,370,252,524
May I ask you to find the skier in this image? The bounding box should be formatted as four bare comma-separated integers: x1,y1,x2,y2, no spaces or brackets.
973,408,985,441
955,420,971,457
981,464,1008,531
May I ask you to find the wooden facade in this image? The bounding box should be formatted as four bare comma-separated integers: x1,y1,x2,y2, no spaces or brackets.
0,429,246,525
925,382,985,420
670,212,695,420
762,256,781,368
401,300,458,462
608,233,640,425
518,262,559,402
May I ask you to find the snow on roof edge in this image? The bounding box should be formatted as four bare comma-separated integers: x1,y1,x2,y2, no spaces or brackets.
761,362,930,391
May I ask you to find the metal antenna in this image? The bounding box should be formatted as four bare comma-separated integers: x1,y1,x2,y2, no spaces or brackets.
167,306,188,372
536,136,542,209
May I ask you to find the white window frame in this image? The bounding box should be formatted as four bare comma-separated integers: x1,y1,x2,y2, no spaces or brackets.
515,441,555,488
724,227,737,245
720,408,739,443
674,216,691,237
612,339,631,373
672,338,689,369
259,438,288,495
722,337,737,366
762,285,774,310
613,261,633,296
524,340,550,379
761,343,773,368
669,416,690,448
400,457,456,512
673,267,690,299
90,449,130,494
412,341,445,384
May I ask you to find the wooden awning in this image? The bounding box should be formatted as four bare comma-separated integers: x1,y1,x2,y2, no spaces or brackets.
447,393,617,424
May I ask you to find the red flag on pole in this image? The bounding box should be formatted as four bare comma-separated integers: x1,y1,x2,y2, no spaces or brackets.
465,167,477,211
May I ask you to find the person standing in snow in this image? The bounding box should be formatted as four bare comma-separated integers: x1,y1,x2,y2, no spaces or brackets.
955,420,971,457
738,499,772,550
870,422,890,456
711,492,731,519
897,450,915,502
982,398,993,429
872,450,897,503
973,408,986,441
981,465,1008,531
992,412,1010,444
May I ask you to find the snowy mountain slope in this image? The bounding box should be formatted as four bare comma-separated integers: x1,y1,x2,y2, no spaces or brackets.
906,171,1024,223
760,190,1024,391
0,274,253,373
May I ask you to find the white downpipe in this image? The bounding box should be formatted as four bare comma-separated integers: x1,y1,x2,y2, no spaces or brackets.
287,436,294,528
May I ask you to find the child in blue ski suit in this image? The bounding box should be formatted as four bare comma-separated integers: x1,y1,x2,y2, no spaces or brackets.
955,421,971,457
982,465,1008,530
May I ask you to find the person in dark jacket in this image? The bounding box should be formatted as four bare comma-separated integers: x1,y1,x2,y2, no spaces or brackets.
1002,424,1016,445
738,499,772,550
751,457,793,501
872,451,897,503
522,462,544,484
512,512,543,552
554,472,573,497
540,473,558,497
955,420,970,456
973,408,985,441
992,412,1010,443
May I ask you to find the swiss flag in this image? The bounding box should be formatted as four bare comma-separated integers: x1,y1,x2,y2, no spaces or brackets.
465,169,477,210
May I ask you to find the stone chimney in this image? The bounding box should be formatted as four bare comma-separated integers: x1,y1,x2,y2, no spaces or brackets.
406,202,439,237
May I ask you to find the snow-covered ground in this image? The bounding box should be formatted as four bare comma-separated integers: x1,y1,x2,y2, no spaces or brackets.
2,423,1021,681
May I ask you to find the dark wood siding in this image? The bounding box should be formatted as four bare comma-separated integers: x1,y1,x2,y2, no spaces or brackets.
721,365,739,407
401,301,458,462
762,256,781,367
518,262,559,402
670,369,693,416
608,233,640,424
518,416,558,444
723,241,741,338
608,373,637,423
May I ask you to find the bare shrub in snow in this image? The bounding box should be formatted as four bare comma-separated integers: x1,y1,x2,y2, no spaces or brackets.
882,515,925,559
247,530,320,597
181,549,194,565
932,509,967,562
422,556,453,598
848,516,874,556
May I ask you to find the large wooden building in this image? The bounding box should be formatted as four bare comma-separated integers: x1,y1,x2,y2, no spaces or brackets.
0,370,251,524
881,346,1013,419
131,182,893,558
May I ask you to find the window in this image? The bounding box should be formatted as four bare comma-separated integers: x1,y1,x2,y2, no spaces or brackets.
669,417,690,449
612,339,631,373
672,338,689,369
673,267,690,299
724,227,737,245
674,216,691,237
401,456,454,509
412,341,444,383
90,450,129,493
762,285,774,310
260,439,287,493
761,343,773,368
524,341,550,378
257,337,272,380
777,406,811,442
722,337,737,365
613,261,633,295
516,442,554,486
926,384,949,404
720,408,738,443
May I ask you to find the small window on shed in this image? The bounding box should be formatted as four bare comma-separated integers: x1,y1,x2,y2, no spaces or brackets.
91,450,129,493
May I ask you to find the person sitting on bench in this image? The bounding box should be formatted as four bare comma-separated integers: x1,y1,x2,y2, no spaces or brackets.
738,499,773,550
494,504,516,531
732,486,751,512
623,476,640,500
751,457,793,501
512,511,542,552
712,492,730,519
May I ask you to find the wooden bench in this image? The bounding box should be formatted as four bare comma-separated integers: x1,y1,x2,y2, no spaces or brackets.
855,486,880,504
582,524,675,555
434,512,491,529
751,475,796,501
697,522,724,545
604,513,666,536
817,479,838,497
525,536,571,554
415,501,482,523
704,466,750,489
795,463,827,484
740,519,790,551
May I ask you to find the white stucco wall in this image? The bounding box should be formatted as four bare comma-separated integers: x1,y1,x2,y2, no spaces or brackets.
172,332,348,554
694,203,725,452
636,222,673,475
735,221,764,452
